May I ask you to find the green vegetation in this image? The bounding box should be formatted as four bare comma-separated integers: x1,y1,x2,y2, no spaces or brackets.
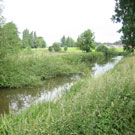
52,42,61,52
64,46,68,52
0,52,105,88
1,56,135,134
22,29,46,48
96,45,122,57
64,47,82,52
96,45,109,56
76,29,95,52
61,35,75,47
0,22,21,61
0,15,127,89
32,47,82,53
94,40,122,46
32,47,124,53
1,1,134,134
112,0,135,52
48,46,53,52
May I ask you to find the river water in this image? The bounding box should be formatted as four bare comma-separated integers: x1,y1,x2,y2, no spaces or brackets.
0,56,123,114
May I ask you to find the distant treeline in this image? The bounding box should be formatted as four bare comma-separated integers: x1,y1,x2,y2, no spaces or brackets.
95,40,122,46
22,29,46,48
0,22,46,51
0,22,77,50
0,21,122,55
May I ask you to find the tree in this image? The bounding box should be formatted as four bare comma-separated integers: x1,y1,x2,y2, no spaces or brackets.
64,46,68,52
61,35,66,47
66,37,75,47
33,32,37,48
0,0,4,26
22,29,46,48
52,42,61,52
29,32,34,48
112,0,135,53
76,29,95,52
22,29,30,48
60,35,75,47
96,45,109,56
0,0,5,58
114,40,122,45
48,46,53,52
0,22,21,61
2,22,21,54
36,37,46,48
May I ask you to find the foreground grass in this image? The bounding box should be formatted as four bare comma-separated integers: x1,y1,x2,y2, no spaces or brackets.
1,56,135,134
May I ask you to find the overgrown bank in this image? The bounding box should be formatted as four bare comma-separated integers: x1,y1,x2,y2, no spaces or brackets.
0,56,135,134
0,52,105,88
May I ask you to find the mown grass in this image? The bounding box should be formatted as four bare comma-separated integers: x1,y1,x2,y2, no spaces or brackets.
32,47,82,53
0,56,135,135
0,52,104,88
32,47,123,53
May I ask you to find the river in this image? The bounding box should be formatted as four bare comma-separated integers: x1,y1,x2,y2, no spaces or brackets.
0,56,123,114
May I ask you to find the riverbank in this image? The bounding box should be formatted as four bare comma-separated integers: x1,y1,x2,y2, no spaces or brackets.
1,56,135,134
0,52,106,88
0,56,122,114
0,49,127,88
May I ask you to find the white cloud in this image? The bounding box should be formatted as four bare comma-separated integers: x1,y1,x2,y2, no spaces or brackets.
3,0,122,45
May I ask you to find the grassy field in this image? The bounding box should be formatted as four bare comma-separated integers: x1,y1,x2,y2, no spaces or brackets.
32,47,82,53
115,47,123,52
0,56,135,135
32,47,124,53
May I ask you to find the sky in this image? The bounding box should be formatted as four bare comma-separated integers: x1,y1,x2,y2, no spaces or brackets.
3,0,122,45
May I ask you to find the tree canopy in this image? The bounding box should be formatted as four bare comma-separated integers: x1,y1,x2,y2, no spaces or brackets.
22,29,46,48
0,0,4,26
52,42,61,52
112,0,135,52
76,29,95,52
60,36,75,47
0,22,21,58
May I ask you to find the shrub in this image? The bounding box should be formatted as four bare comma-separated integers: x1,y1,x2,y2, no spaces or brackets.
96,45,109,56
48,46,53,52
64,46,68,52
52,42,61,52
96,45,120,57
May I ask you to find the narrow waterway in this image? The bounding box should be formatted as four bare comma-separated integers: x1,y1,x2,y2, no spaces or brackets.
0,56,123,114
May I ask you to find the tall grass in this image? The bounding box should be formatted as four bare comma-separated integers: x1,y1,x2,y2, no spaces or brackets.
0,52,104,88
1,56,135,134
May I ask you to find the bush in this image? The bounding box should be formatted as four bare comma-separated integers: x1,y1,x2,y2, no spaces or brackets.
52,43,61,52
48,46,53,52
96,45,109,56
64,46,68,52
96,45,120,57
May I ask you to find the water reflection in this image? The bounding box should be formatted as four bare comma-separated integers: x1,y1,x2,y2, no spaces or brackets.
0,56,123,114
0,75,80,114
92,56,123,76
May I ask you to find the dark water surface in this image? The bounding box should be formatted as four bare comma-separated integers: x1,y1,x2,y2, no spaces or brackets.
0,56,123,114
